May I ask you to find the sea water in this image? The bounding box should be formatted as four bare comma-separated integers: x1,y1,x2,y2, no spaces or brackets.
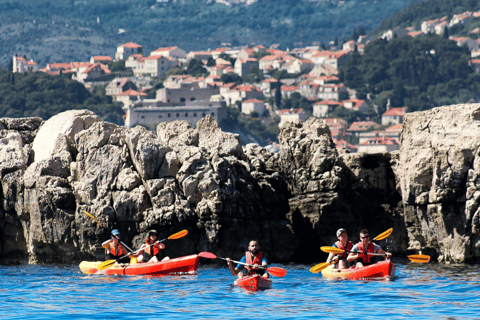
1,261,480,319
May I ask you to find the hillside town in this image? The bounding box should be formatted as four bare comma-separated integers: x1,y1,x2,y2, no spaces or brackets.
11,9,480,153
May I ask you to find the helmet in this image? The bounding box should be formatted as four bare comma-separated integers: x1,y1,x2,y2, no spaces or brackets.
112,229,121,237
148,229,158,236
336,228,347,237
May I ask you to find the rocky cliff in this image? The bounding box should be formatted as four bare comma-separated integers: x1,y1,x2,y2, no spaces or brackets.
1,105,479,265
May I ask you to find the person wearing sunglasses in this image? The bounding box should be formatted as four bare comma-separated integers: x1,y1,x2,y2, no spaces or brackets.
326,228,352,269
226,240,269,279
347,229,391,268
135,230,166,263
101,229,130,263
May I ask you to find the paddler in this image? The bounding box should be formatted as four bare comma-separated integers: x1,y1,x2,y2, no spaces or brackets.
101,229,131,263
226,240,269,279
326,228,352,269
347,229,392,268
135,230,167,263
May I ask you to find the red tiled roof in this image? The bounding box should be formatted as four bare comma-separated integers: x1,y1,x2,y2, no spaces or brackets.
120,42,142,48
315,100,342,106
278,108,304,115
118,89,147,96
358,137,400,146
243,99,264,103
383,107,406,116
92,56,112,61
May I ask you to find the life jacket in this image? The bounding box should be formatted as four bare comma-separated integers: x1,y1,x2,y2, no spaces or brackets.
245,251,263,273
143,237,165,257
356,242,375,265
334,240,353,260
108,242,125,257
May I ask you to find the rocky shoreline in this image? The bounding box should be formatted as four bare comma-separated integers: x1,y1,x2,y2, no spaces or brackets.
1,105,480,265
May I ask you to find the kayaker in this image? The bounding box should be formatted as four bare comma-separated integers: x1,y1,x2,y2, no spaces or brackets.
347,229,392,268
226,240,269,279
326,228,352,269
135,230,167,263
101,229,130,263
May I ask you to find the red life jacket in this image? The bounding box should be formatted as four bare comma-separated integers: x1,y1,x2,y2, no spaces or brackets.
356,242,375,264
245,251,263,272
108,242,125,257
334,240,353,260
144,239,164,256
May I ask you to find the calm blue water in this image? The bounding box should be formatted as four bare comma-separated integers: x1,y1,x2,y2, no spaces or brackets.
1,261,480,319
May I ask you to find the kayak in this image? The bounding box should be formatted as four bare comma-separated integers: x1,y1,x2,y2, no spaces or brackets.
234,274,272,291
79,254,199,276
321,260,395,280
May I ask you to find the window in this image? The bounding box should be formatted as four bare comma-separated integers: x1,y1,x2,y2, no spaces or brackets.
159,115,162,118
211,112,215,116
180,98,185,102
185,113,188,117
141,116,145,119
193,113,197,117
202,112,206,117
168,113,171,118
190,98,195,101
176,113,179,117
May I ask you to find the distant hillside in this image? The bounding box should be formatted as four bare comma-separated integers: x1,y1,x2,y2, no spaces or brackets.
0,0,417,68
374,0,480,34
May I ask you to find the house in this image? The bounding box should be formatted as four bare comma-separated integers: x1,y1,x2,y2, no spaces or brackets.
382,27,408,41
115,89,147,108
12,56,38,73
106,78,137,96
382,107,406,126
450,12,472,27
322,118,348,137
115,42,143,61
342,99,370,112
242,99,266,116
421,18,446,33
450,37,478,51
125,100,227,129
333,138,357,153
312,75,339,86
323,50,352,69
347,121,382,137
221,84,265,105
277,108,308,127
90,56,112,64
73,63,111,82
297,81,320,99
150,46,187,61
313,100,342,118
469,59,480,73
187,51,213,61
132,55,175,78
357,137,400,153
237,48,255,60
276,85,298,98
283,59,315,74
157,81,220,104
317,84,348,101
434,21,448,35
234,58,259,77
260,78,280,95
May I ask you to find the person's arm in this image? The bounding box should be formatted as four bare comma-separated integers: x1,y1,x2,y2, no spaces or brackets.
347,245,359,262
261,256,268,268
154,242,166,250
102,239,112,250
375,244,392,258
226,258,241,276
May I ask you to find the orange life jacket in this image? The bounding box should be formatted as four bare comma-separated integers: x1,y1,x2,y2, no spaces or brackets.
334,240,353,260
143,238,165,256
356,242,375,265
108,242,125,257
245,251,263,272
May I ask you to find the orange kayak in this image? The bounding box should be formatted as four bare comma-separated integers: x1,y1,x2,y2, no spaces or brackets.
234,274,272,291
79,254,199,276
321,260,395,280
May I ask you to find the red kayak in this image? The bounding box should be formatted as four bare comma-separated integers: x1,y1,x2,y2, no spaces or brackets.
234,274,272,291
321,260,395,280
79,254,199,276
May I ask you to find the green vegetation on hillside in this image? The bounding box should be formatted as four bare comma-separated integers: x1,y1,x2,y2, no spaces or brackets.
339,35,480,114
0,71,124,124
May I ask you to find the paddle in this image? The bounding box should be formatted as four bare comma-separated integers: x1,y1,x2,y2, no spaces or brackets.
310,228,394,274
97,229,189,271
198,252,287,277
83,210,134,253
320,246,431,263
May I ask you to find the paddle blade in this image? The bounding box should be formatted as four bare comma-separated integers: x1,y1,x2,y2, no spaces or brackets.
373,228,393,241
168,229,188,240
267,267,287,277
84,210,103,228
320,246,344,254
407,254,431,263
198,252,217,259
309,262,331,274
97,260,115,271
